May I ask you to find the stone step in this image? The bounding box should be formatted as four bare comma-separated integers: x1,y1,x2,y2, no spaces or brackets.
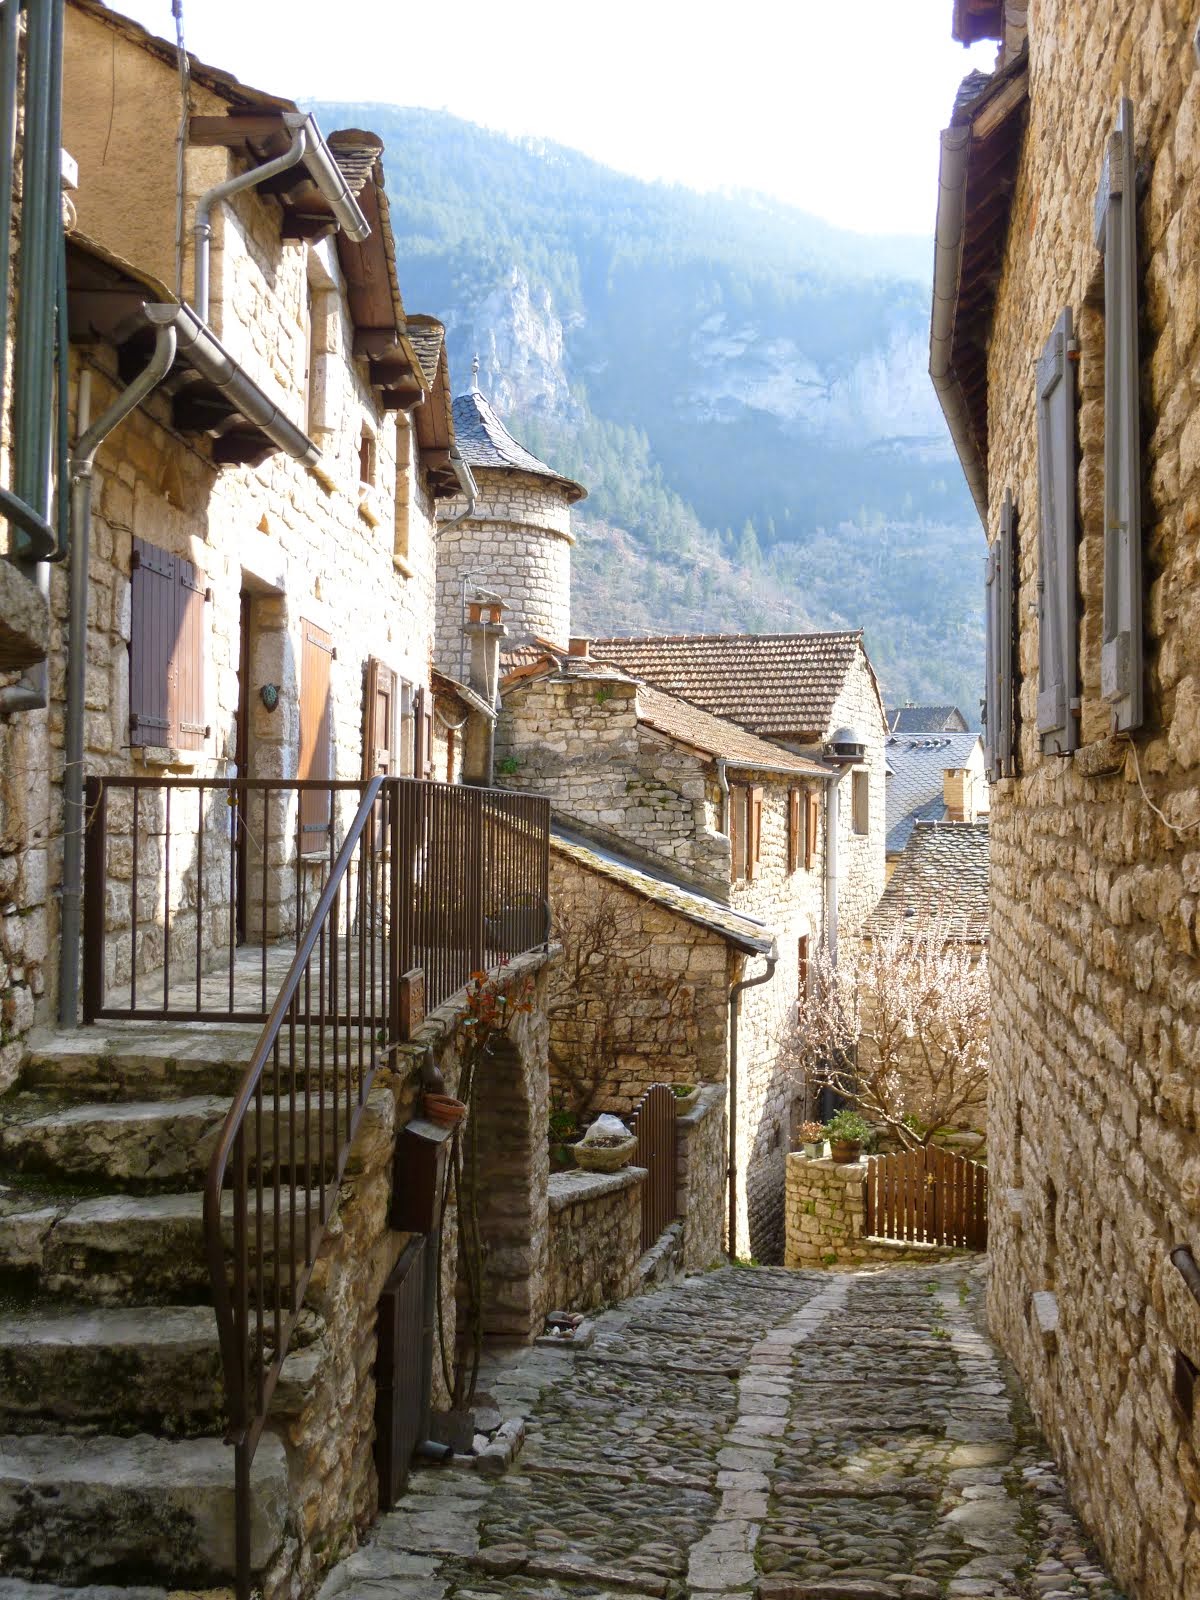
0,1431,288,1585
21,1026,257,1101
0,1583,170,1600
0,1305,224,1435
0,1094,356,1190
1,1186,325,1304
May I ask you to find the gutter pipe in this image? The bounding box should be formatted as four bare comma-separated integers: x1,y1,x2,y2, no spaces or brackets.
727,946,778,1258
930,124,989,526
193,127,308,323
824,776,839,967
59,326,178,1026
444,445,479,532
281,113,371,243
715,757,730,834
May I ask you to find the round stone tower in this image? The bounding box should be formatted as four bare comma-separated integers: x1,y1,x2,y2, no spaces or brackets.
434,375,586,676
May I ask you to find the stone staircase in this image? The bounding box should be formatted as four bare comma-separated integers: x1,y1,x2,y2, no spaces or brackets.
0,1024,297,1594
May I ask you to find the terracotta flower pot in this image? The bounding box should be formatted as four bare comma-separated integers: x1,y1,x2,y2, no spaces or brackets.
423,1092,468,1127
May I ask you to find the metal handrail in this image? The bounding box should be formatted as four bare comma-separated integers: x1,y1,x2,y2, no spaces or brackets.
203,777,387,1599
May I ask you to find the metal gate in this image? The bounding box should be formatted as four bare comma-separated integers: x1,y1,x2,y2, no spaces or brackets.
864,1144,988,1249
630,1084,678,1252
374,1236,426,1507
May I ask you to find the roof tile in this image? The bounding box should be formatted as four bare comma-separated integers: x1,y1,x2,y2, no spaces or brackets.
452,389,586,502
869,821,990,942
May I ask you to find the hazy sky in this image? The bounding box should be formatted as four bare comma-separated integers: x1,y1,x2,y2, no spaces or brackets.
110,0,995,237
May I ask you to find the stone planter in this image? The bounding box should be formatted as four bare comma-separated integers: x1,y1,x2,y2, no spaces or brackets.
573,1135,637,1173
671,1085,701,1115
803,1141,825,1159
830,1139,862,1163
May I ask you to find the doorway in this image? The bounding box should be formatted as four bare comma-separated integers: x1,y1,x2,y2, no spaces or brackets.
235,590,252,944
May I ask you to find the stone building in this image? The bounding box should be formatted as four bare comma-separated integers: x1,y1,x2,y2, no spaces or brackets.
886,702,970,733
0,6,559,1597
931,3,1200,1595
593,629,889,940
496,647,834,1261
885,728,988,874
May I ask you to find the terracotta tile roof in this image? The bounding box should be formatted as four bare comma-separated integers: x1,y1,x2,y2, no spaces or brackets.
634,684,831,778
591,631,871,740
551,824,774,955
868,821,990,943
888,705,969,733
885,732,984,855
452,388,586,503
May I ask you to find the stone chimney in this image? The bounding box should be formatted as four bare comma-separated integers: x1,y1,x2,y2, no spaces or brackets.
944,766,976,823
462,592,506,785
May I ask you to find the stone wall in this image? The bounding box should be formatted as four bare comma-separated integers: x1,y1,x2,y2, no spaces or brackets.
974,6,1200,1598
783,1153,968,1270
676,1085,727,1272
545,1166,646,1313
827,654,888,939
435,469,574,670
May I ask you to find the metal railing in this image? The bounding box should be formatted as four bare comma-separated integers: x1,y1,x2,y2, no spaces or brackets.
192,776,547,1599
630,1083,678,1252
82,775,551,1022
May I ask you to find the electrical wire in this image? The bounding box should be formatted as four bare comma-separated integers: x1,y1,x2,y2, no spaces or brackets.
1125,735,1200,836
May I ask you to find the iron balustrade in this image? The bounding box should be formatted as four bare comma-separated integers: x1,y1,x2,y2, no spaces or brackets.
81,775,551,1023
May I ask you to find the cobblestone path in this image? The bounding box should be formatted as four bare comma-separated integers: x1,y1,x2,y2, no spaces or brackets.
319,1263,1123,1600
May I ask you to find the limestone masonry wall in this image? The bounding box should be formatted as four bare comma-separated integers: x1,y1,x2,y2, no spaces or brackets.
980,6,1200,1597
676,1086,728,1272
546,1166,646,1312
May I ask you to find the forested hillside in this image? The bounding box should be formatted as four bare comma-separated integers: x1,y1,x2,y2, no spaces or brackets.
311,103,984,718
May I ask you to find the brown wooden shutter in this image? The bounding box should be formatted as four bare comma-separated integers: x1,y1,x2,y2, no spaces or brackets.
299,620,334,842
797,935,809,1001
129,537,207,750
129,538,177,748
787,788,800,873
747,786,764,880
423,701,434,779
729,784,744,882
173,557,208,751
363,657,397,779
413,685,429,778
805,791,819,871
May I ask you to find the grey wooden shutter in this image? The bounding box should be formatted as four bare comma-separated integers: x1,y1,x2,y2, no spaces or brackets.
997,492,1016,776
983,543,998,781
299,621,334,842
1095,97,1143,732
1036,309,1079,755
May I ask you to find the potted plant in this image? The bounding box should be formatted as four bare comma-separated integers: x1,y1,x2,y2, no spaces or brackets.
799,1120,826,1158
670,1082,701,1114
825,1109,872,1163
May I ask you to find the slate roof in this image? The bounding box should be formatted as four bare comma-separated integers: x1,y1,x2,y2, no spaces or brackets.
634,683,831,778
404,316,446,390
452,388,586,502
885,731,984,855
869,821,990,943
551,824,775,955
591,631,875,741
888,705,969,733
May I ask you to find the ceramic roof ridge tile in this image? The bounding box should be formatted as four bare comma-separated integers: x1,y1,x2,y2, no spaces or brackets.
451,389,586,502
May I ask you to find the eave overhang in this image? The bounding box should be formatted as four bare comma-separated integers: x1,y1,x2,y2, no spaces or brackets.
929,46,1028,525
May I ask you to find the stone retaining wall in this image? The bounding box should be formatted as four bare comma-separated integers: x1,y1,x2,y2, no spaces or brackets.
783,1153,969,1270
546,1166,646,1312
676,1085,727,1272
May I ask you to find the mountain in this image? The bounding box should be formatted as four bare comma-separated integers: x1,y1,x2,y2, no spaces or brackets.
310,103,984,720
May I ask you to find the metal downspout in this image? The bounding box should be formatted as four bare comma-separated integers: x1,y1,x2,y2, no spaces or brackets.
193,127,307,322
59,326,178,1026
715,756,730,834
444,445,478,532
824,776,839,967
727,947,777,1258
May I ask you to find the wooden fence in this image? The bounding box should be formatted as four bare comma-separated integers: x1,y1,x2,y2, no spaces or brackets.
629,1084,678,1252
863,1144,988,1249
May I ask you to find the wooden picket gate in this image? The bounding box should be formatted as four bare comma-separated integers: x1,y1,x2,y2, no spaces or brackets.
863,1144,988,1249
629,1084,678,1251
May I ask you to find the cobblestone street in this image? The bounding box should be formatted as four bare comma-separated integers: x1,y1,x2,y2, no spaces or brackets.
318,1264,1124,1600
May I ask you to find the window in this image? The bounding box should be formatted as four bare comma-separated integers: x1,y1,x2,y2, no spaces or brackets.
399,681,416,777
358,424,377,488
128,536,208,750
730,784,764,882
1036,308,1079,755
299,620,334,845
394,412,413,568
851,770,869,835
788,788,801,872
305,248,339,439
363,657,397,778
805,790,819,871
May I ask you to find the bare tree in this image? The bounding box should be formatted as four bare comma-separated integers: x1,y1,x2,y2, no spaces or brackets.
792,924,989,1148
548,883,692,1121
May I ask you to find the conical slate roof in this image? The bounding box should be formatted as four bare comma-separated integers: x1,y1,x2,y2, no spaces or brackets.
451,386,587,503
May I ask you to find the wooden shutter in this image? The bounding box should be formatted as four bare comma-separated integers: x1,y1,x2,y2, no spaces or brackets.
363,657,397,779
1036,308,1079,755
299,620,334,841
985,493,1017,780
797,935,809,1001
787,788,800,873
129,537,207,750
729,784,744,881
983,543,998,781
413,685,434,779
805,791,819,871
747,786,764,880
1096,97,1143,732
